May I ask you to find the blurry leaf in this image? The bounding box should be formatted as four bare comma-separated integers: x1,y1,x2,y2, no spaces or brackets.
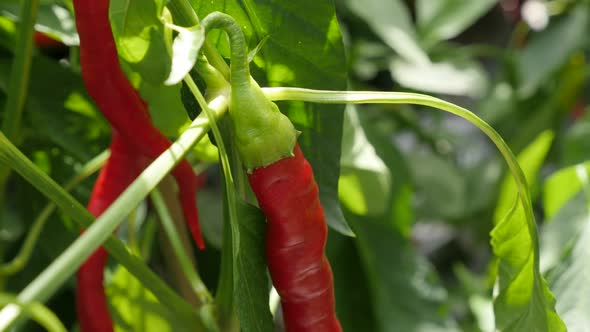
490,131,565,331
196,0,349,236
107,266,187,332
517,4,589,97
165,24,204,86
540,189,588,274
544,187,590,332
233,201,273,332
408,153,465,220
390,58,488,97
562,118,590,167
348,213,460,332
416,0,499,47
138,82,190,137
0,3,78,46
339,106,391,216
494,130,554,222
344,0,429,64
110,0,171,85
543,162,590,220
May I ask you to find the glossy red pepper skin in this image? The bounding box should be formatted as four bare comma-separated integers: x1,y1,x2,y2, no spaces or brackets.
72,0,204,248
77,133,144,332
248,144,342,332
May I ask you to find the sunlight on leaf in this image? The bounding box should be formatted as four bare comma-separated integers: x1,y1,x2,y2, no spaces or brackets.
339,106,391,216
491,130,565,331
164,24,205,85
543,161,590,220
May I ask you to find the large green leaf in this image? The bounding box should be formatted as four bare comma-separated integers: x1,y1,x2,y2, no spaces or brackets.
491,131,565,331
343,0,428,64
348,214,459,332
543,185,590,332
195,0,350,235
416,0,499,47
110,0,171,85
517,3,589,97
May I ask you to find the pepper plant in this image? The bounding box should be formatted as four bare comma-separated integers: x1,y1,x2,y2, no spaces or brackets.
0,0,588,331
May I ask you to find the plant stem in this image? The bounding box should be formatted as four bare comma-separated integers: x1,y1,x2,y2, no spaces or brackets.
262,87,537,254
0,94,229,330
151,189,213,305
0,150,108,276
0,294,66,332
0,0,40,202
1,0,38,142
185,75,240,330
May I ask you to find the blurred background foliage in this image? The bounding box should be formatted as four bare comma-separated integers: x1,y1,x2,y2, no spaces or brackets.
0,0,588,331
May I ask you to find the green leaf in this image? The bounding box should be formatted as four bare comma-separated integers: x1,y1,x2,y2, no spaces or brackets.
138,82,190,137
494,130,554,223
196,0,350,235
490,130,565,331
0,2,78,46
416,0,499,47
165,24,205,86
107,266,187,332
390,57,488,97
544,185,590,332
517,4,589,97
347,214,460,332
232,201,273,332
561,118,590,167
110,0,171,85
339,106,391,217
343,0,428,64
543,162,590,220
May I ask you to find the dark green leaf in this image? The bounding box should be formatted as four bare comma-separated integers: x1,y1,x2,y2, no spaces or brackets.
233,201,273,332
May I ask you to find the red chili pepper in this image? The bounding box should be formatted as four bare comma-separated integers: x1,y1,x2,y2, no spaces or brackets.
200,13,341,331
77,133,144,332
248,144,341,332
33,31,64,49
72,0,204,249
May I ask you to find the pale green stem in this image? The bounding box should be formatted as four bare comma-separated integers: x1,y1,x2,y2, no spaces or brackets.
0,150,108,276
184,75,240,327
0,94,228,330
0,294,66,332
0,0,40,202
262,87,538,259
150,189,212,305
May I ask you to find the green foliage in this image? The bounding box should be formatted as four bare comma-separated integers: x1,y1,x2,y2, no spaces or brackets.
1,0,590,331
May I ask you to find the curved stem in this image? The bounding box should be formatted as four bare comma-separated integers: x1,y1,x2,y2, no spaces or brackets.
201,13,250,89
262,87,538,258
0,150,108,276
0,294,66,332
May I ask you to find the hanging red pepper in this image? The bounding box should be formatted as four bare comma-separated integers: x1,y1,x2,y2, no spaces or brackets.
72,0,204,249
77,133,144,332
202,13,341,331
